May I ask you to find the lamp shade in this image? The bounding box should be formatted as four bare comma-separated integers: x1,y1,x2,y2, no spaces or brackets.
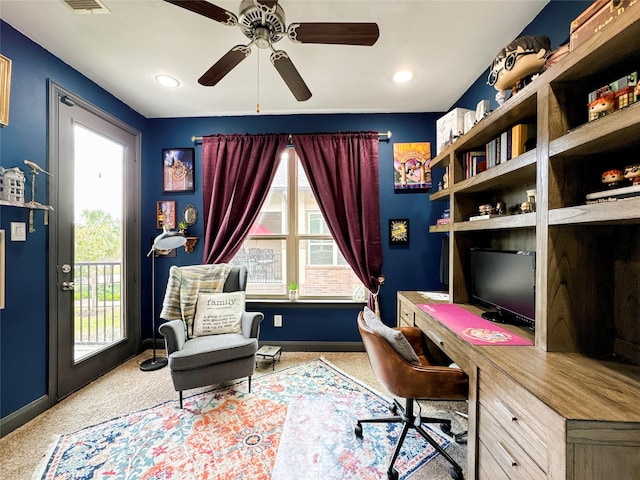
154,229,187,251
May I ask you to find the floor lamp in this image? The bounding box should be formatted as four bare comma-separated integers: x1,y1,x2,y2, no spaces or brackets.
140,228,187,372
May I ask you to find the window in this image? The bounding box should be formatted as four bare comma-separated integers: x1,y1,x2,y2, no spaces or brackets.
230,148,363,299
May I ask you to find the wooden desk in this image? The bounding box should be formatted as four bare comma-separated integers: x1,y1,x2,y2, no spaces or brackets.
398,291,640,480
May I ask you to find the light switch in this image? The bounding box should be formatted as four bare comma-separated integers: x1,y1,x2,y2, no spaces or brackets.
11,222,26,241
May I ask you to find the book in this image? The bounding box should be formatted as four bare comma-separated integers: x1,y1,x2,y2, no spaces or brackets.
585,184,640,202
436,218,451,225
511,123,536,158
469,214,502,221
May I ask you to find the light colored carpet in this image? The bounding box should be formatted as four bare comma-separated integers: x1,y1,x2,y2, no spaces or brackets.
0,350,467,480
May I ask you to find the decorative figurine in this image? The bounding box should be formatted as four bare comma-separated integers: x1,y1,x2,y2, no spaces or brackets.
520,201,534,213
479,204,495,215
601,169,625,188
488,35,551,105
495,201,506,215
588,92,615,120
623,164,640,185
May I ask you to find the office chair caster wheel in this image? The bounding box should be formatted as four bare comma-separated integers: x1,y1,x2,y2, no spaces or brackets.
449,465,464,480
354,423,363,439
387,467,399,480
440,422,452,434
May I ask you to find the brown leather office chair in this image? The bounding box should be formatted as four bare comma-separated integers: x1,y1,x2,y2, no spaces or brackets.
355,310,468,480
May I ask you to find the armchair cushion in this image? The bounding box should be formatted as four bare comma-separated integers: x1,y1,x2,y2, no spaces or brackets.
169,333,258,371
362,307,420,365
192,291,245,337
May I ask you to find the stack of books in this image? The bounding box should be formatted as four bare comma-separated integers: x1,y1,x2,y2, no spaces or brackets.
585,184,640,204
463,123,536,180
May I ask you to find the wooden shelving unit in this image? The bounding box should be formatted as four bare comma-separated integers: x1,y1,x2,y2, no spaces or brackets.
418,9,640,480
429,8,640,363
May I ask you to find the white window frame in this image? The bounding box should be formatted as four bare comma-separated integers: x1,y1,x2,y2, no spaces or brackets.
241,147,358,300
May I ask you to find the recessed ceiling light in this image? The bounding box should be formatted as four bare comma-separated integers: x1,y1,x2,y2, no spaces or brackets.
155,74,180,88
393,70,413,84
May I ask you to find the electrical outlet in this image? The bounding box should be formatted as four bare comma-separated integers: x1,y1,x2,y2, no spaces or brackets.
274,314,283,327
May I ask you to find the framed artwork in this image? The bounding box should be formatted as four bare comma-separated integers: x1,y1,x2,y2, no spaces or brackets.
162,147,195,192
389,218,410,245
0,54,12,128
156,200,176,230
393,142,432,190
0,229,4,309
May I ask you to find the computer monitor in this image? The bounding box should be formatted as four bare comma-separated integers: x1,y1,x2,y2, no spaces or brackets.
469,248,536,329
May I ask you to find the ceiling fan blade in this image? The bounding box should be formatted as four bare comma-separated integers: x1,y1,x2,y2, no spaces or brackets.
164,0,237,26
287,22,379,46
198,46,252,86
270,50,312,102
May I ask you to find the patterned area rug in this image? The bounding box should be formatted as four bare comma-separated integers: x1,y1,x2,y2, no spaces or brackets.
34,359,449,479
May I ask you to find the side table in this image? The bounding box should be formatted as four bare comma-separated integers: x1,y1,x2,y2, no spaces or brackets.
256,345,282,370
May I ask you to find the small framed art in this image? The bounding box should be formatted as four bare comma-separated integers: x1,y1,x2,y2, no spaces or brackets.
162,147,195,193
393,142,431,190
389,218,410,245
156,200,176,230
0,54,12,128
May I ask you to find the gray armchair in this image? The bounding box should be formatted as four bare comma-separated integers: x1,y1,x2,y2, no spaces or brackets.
158,265,263,408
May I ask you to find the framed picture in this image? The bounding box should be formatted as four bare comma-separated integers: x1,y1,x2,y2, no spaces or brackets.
0,54,12,128
156,200,176,230
393,142,432,190
0,229,4,309
163,147,195,193
389,218,410,245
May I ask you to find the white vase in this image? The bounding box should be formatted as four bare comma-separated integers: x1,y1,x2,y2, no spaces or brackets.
288,290,298,302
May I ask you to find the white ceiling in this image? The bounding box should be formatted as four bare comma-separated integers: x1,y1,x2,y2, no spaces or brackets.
0,0,549,118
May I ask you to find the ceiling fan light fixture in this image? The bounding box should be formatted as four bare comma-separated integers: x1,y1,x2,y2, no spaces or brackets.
393,70,413,84
155,74,181,88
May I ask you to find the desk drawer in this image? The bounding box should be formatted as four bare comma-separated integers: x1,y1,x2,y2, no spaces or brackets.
414,311,471,372
479,366,561,475
478,439,516,480
397,297,415,327
478,407,546,480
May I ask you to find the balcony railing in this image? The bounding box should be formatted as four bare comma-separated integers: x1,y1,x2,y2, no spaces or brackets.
74,261,122,360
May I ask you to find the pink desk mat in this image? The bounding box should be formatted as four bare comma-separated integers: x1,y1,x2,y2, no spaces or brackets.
416,303,534,346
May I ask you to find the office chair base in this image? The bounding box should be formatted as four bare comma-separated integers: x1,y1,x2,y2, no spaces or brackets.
355,398,464,480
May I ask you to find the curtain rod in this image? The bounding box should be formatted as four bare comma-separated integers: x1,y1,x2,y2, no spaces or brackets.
190,131,392,143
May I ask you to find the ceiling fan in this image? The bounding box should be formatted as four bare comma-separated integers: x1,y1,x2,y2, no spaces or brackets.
164,0,380,101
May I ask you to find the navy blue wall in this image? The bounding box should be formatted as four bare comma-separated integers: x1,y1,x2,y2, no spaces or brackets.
1,0,588,422
454,0,591,111
0,21,148,419
144,113,444,344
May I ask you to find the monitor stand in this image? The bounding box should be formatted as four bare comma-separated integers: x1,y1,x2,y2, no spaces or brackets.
481,311,507,323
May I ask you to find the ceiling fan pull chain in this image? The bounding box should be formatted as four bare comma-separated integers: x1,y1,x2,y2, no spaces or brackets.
256,50,261,113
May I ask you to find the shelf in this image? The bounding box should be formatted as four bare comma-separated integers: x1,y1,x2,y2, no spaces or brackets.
454,149,537,194
549,102,640,158
546,7,640,86
429,223,451,233
430,188,450,201
549,198,640,226
453,212,536,231
0,199,53,211
430,88,538,168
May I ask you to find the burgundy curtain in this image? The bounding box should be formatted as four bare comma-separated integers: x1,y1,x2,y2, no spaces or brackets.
291,132,384,309
201,133,289,264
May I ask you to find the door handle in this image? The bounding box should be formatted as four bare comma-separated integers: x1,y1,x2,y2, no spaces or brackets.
61,281,75,291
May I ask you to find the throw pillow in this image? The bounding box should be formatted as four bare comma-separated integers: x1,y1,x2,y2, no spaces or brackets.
192,291,245,337
362,307,420,365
